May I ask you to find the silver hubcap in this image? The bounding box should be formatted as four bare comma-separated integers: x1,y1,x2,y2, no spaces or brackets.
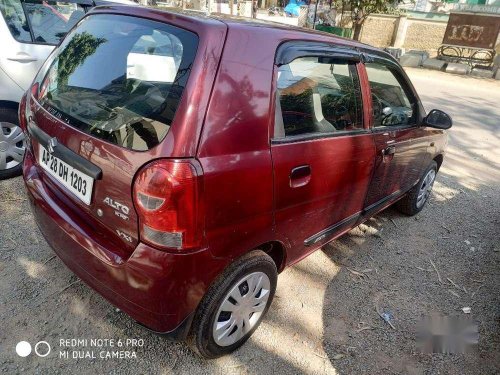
0,122,26,171
416,168,436,208
213,272,271,347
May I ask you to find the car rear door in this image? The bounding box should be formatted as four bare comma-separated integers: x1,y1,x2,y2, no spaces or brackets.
361,55,427,213
25,12,224,257
0,0,90,93
271,42,376,263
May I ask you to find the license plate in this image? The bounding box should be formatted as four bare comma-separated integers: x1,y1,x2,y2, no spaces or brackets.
38,145,94,205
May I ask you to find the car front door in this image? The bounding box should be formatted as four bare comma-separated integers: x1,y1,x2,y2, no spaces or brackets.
271,42,376,263
0,0,89,93
361,56,426,214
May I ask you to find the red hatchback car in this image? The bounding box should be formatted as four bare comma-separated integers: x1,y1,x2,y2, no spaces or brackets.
21,6,452,358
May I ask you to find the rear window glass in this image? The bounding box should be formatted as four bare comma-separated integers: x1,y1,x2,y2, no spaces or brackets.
37,14,198,151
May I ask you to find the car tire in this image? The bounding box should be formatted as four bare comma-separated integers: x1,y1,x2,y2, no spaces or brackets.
0,107,25,180
396,161,438,216
188,250,277,359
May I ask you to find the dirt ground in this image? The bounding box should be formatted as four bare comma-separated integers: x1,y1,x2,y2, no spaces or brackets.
0,69,499,375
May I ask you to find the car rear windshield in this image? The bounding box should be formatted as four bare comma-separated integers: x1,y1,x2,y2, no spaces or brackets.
37,14,198,151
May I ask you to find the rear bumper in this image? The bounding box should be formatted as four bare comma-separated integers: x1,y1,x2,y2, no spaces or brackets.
23,151,228,337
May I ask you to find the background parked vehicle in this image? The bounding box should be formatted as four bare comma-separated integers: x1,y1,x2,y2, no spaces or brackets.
0,0,134,179
21,7,451,358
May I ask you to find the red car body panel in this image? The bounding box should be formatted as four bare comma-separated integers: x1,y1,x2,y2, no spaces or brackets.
272,134,377,260
197,25,277,261
22,7,448,337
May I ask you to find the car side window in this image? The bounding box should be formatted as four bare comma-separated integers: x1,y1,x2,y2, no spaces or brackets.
276,57,363,138
23,0,86,45
365,62,416,128
0,0,31,42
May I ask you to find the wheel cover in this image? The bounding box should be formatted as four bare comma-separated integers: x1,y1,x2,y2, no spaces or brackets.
416,169,436,208
0,122,26,171
212,271,271,347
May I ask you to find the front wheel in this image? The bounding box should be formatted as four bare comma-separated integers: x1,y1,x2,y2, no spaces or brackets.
396,161,437,216
189,250,277,358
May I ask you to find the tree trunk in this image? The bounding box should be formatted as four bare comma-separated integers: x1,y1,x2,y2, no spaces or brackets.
352,20,363,41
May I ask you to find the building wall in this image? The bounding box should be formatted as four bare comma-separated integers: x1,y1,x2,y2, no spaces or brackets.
359,15,398,48
403,19,447,51
359,14,448,53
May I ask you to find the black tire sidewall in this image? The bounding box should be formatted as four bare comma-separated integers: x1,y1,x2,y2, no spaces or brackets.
0,163,22,180
192,252,277,358
0,107,23,180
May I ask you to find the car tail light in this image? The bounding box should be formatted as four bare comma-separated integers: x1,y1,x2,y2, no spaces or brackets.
133,159,204,251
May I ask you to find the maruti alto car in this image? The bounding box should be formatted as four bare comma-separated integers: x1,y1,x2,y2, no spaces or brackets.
21,6,452,358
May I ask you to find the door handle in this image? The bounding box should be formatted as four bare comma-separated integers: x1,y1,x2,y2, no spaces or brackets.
7,54,38,63
290,165,311,188
382,145,396,156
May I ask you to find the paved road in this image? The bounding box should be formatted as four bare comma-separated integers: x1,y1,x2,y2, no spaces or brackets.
0,69,499,374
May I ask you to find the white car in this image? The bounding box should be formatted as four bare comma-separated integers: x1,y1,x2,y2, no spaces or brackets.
0,0,135,179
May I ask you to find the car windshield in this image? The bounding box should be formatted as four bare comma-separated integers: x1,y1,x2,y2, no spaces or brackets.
37,14,198,151
23,0,87,44
0,0,87,44
0,0,31,42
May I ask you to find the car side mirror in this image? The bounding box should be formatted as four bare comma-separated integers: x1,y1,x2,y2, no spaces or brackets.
423,109,452,129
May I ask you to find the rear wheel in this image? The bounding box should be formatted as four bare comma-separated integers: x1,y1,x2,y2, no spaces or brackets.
0,107,26,180
189,250,277,358
396,161,437,216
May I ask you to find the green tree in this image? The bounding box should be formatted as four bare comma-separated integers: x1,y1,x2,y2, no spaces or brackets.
57,32,106,87
348,0,404,41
